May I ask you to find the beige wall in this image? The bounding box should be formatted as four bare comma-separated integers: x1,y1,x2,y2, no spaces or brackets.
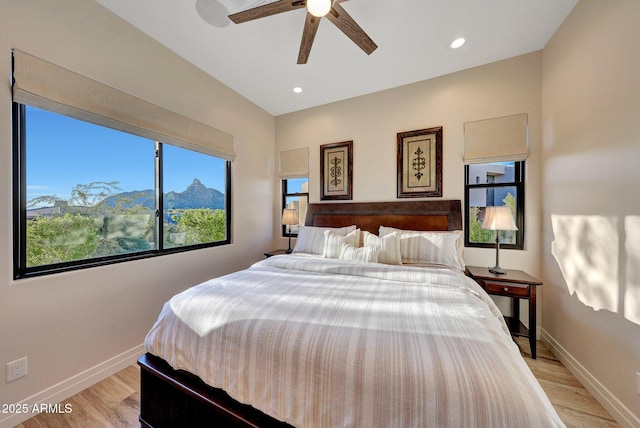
541,0,640,425
0,1,274,425
4,0,637,426
275,51,544,317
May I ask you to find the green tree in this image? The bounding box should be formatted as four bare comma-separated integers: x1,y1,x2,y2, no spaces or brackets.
171,208,226,245
501,193,517,244
503,192,516,213
26,181,154,266
70,181,121,209
26,213,98,267
468,192,517,244
469,206,495,243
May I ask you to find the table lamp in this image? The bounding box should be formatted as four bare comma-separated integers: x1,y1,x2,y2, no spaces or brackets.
481,206,518,274
281,208,299,254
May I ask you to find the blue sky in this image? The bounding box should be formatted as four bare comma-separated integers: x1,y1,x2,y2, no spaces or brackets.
26,106,226,204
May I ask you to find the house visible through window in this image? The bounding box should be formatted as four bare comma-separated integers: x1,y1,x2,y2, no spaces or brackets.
464,161,524,249
14,103,231,278
282,178,308,237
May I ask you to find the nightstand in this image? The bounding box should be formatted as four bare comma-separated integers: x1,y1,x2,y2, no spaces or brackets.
466,266,542,359
263,249,290,258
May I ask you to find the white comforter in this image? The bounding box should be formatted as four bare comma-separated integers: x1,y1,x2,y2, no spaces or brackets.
145,254,564,427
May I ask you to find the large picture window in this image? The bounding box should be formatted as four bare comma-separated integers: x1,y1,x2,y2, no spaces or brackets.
14,104,231,278
464,161,524,249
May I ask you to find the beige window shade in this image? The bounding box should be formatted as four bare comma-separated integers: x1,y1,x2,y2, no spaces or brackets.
279,148,309,178
463,113,528,164
11,50,235,161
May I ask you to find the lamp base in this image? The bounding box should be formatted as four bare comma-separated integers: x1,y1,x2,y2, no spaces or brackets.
488,266,507,275
285,232,293,254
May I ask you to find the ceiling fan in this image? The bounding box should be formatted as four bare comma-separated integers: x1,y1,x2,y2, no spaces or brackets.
228,0,377,64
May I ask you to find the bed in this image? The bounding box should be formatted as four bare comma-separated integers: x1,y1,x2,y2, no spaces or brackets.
138,200,563,428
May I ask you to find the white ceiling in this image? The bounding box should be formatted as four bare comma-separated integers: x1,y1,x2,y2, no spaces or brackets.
94,0,578,116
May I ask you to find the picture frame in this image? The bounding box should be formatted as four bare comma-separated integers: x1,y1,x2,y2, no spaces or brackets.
320,141,353,200
397,126,442,198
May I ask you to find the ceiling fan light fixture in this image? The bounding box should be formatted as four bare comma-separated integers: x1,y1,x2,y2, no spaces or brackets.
307,0,331,17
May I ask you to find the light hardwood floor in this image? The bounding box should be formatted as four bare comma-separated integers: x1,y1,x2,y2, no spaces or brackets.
17,339,619,428
514,337,620,428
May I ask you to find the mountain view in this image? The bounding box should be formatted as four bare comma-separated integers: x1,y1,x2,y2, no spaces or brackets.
102,178,225,211
165,178,225,210
25,178,228,268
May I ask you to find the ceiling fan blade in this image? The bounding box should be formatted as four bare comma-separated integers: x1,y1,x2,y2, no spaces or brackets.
229,0,306,24
297,13,321,64
325,2,377,55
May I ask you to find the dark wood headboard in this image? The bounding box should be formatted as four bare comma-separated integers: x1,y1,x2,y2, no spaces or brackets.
305,200,462,234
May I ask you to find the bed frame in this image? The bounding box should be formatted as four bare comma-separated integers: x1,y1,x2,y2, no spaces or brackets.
305,200,461,233
138,200,462,428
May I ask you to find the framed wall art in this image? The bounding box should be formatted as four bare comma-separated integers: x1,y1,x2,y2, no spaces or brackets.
397,127,442,198
320,141,353,200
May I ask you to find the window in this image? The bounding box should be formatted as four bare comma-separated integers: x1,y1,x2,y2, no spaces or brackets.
464,161,524,249
14,103,231,278
281,178,308,237
162,144,229,248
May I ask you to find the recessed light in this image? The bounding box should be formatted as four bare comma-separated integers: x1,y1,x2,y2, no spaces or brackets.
450,37,466,49
293,87,303,94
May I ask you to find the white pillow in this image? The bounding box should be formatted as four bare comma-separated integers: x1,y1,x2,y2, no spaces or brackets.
362,231,402,265
339,243,380,263
323,229,360,259
379,226,465,270
293,225,356,255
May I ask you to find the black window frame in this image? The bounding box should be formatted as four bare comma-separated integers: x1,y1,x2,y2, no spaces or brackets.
281,178,308,237
12,102,232,279
464,161,525,250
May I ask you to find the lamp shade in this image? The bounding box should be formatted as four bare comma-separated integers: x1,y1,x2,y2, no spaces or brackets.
281,208,299,226
481,206,517,231
307,0,331,17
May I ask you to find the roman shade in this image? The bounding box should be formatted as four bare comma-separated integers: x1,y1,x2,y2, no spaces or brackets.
279,147,309,178
11,50,235,161
463,113,528,164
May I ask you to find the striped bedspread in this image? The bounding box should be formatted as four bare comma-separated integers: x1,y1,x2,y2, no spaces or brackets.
145,254,564,427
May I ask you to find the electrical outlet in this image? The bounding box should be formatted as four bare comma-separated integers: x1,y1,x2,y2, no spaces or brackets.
6,357,28,383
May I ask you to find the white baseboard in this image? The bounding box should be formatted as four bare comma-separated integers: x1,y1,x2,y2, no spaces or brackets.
0,344,144,428
541,329,640,428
